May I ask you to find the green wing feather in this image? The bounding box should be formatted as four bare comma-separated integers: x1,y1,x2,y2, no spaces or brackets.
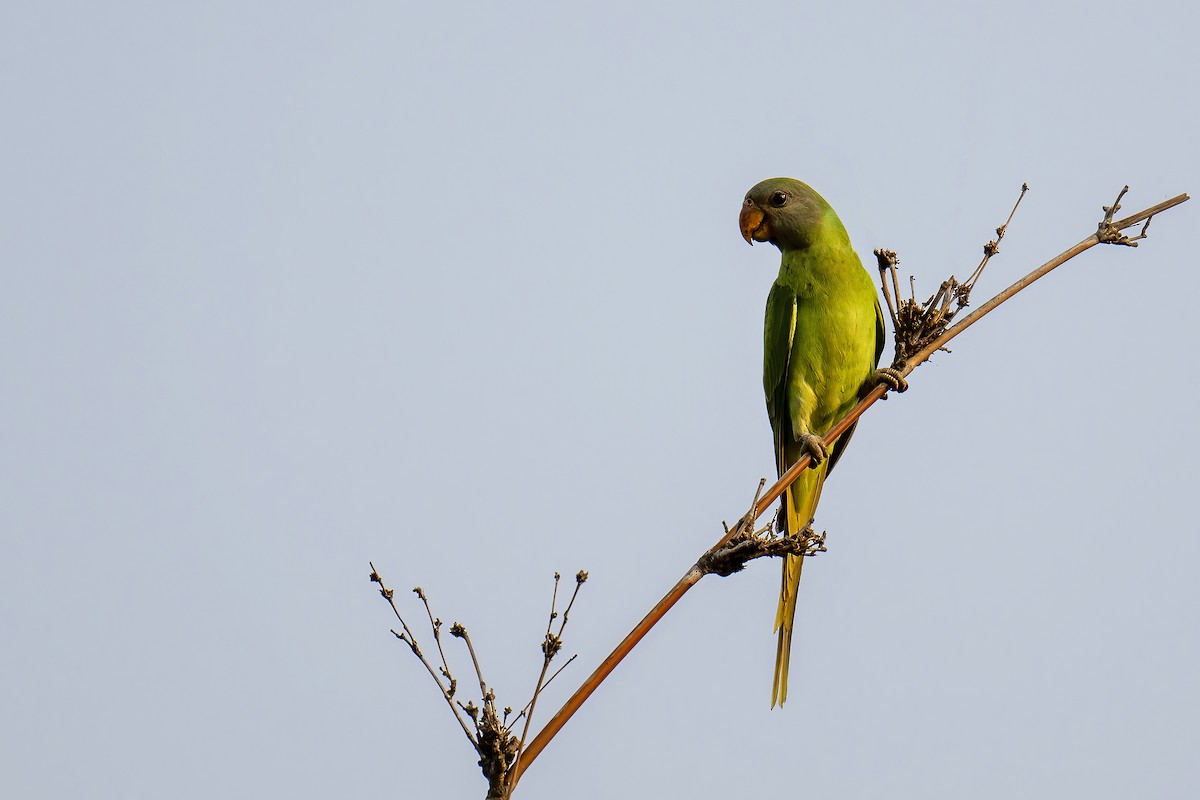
763,281,797,474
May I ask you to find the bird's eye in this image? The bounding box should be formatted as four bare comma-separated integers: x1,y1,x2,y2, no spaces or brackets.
769,191,788,207
744,197,754,206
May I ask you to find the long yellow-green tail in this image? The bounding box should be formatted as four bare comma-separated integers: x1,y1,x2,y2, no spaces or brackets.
771,458,830,708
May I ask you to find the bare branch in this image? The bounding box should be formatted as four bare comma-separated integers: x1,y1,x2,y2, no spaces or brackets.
878,182,1030,369
700,519,827,577
964,182,1028,290
375,186,1189,797
507,571,588,793
451,624,490,703
1097,184,1161,246
369,564,476,746
415,585,454,693
504,185,1190,792
507,654,579,729
371,562,590,798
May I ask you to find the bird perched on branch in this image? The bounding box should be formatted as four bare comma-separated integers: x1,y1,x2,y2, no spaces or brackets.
739,177,901,707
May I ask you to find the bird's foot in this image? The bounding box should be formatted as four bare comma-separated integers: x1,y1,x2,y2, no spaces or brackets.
869,367,908,395
796,432,829,466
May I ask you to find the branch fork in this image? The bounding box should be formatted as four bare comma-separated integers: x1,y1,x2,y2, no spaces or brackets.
877,183,1028,369
370,564,588,799
1097,185,1154,246
699,480,825,577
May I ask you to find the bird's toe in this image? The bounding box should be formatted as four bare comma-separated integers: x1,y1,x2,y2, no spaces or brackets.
870,367,908,394
797,432,829,465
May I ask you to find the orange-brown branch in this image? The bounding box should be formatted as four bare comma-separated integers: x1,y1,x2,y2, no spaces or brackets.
505,190,1189,793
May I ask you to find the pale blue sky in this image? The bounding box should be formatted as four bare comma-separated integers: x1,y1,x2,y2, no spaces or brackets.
2,2,1197,798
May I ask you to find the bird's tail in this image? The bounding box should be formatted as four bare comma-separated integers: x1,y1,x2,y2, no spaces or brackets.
771,457,829,708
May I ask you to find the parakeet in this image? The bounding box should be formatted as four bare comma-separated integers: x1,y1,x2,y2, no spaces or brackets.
739,177,894,707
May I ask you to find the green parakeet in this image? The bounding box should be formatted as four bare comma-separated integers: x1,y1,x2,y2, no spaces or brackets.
739,177,889,707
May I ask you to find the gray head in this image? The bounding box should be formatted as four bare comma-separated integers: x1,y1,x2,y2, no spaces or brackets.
739,177,837,252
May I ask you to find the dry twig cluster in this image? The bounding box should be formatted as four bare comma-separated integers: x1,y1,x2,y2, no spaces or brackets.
876,183,1028,369
369,563,587,799
698,479,824,578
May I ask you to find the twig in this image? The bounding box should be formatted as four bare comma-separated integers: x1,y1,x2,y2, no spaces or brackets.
1097,185,1154,246
504,186,1190,792
964,182,1028,289
452,625,490,703
701,487,825,577
506,571,588,793
878,183,1030,368
373,563,590,799
416,586,454,693
369,564,476,746
507,654,579,729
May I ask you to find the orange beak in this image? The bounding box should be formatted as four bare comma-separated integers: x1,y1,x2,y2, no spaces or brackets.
739,205,766,245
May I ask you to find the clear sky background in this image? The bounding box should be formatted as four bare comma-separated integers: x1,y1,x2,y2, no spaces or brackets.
3,2,1197,798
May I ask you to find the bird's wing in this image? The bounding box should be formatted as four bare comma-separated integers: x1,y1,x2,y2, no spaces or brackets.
873,294,886,367
763,281,797,475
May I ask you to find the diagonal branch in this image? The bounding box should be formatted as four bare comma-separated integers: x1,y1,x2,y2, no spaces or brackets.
504,187,1189,792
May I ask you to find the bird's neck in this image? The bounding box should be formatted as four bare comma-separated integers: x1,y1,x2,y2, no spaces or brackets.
776,223,859,292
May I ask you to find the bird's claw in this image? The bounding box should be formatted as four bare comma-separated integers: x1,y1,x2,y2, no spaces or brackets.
796,432,829,465
870,367,908,395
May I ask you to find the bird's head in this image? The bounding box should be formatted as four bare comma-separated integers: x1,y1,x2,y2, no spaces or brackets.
739,177,830,252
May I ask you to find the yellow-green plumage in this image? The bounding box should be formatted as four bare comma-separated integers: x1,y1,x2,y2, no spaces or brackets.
741,178,884,707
